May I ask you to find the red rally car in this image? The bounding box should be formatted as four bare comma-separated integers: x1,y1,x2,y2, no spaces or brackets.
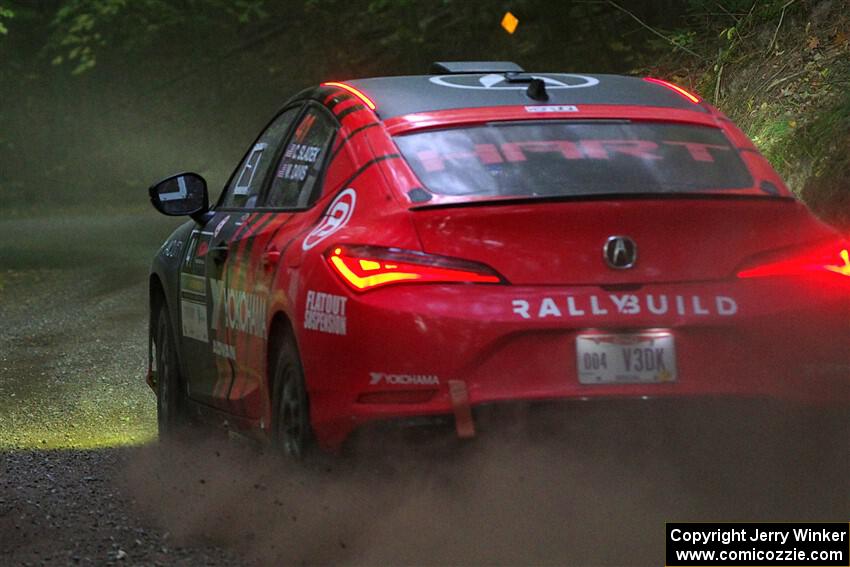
147,61,850,456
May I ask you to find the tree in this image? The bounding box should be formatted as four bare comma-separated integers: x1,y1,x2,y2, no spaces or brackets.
48,0,269,74
0,3,13,36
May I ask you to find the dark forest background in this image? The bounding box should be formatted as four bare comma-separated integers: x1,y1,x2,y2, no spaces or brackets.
0,2,849,535
0,0,848,226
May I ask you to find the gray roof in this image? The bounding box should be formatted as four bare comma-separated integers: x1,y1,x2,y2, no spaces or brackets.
342,73,706,120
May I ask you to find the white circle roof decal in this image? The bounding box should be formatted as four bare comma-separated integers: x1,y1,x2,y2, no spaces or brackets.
428,73,600,90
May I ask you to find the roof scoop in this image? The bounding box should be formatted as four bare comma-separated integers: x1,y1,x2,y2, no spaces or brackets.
429,61,524,74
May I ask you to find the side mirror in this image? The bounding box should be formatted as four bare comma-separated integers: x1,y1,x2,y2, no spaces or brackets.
149,172,209,220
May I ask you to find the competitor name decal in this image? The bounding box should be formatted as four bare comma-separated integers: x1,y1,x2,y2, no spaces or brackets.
304,290,348,335
511,294,738,319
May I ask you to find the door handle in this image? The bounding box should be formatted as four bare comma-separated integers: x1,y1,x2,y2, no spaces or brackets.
210,245,229,264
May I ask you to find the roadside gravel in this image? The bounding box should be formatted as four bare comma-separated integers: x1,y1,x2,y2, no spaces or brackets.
0,215,241,565
0,262,243,565
0,448,243,566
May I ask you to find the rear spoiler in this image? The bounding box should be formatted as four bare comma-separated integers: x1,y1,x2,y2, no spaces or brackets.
409,192,796,211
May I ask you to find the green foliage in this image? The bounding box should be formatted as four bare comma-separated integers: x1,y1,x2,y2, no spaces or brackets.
0,3,13,36
683,0,755,12
794,93,850,226
748,91,848,189
49,0,272,74
44,0,697,78
665,0,850,227
6,0,847,228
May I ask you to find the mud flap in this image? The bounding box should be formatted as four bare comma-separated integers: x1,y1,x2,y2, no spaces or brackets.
448,380,475,438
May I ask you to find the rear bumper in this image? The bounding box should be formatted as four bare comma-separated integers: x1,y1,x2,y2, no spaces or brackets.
299,277,850,449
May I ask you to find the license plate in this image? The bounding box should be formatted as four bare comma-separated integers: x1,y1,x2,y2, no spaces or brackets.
576,332,677,384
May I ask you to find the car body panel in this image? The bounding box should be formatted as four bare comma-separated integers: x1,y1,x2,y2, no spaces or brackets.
148,220,195,386
408,199,833,285
307,281,849,447
147,70,850,451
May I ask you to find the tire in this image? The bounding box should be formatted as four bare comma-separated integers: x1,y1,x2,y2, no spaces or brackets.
271,335,313,458
154,303,186,438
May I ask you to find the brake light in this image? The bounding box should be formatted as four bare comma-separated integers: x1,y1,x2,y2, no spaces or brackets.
643,77,701,104
320,82,377,110
737,241,850,279
327,245,504,291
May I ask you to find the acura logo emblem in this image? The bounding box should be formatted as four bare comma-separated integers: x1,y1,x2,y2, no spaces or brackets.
603,236,637,269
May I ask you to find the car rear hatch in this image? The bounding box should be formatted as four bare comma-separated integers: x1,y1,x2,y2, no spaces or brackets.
410,198,831,285
394,119,834,285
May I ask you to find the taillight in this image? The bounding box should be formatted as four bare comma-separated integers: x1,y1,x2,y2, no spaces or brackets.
737,241,850,279
326,245,505,291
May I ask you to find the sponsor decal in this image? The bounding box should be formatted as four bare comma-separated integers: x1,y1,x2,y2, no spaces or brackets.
180,299,209,342
429,73,599,91
524,105,579,113
304,290,348,335
212,340,236,360
180,277,268,342
302,188,356,250
209,279,267,338
180,273,206,296
511,294,738,319
369,372,440,386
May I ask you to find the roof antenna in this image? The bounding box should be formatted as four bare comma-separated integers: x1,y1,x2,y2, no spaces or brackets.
527,78,548,101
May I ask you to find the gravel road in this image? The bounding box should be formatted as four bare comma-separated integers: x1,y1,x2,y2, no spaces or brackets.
1,215,848,566
0,215,238,565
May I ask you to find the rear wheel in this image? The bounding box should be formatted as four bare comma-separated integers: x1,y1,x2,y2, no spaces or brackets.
154,304,186,438
271,335,313,458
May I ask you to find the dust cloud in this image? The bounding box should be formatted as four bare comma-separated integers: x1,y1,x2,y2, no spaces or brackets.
123,401,848,565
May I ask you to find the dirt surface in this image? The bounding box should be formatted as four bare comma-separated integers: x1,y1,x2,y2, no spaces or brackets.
1,215,848,566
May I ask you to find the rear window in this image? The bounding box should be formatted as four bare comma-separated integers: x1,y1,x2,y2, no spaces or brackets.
394,121,755,200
